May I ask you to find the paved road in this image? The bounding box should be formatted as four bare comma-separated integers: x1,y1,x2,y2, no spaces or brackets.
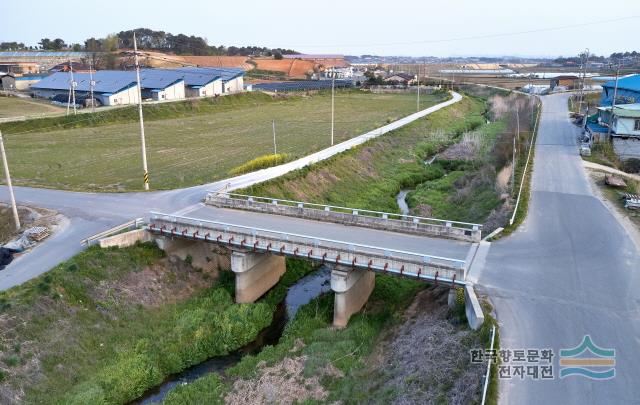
476,93,640,404
0,92,463,290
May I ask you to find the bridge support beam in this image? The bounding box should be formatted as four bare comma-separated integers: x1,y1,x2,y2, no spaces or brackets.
331,267,375,328
231,251,286,303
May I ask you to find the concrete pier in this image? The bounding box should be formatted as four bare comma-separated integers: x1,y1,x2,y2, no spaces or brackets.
331,267,375,328
231,251,286,303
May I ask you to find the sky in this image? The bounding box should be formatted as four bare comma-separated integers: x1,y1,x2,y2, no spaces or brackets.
2,0,639,57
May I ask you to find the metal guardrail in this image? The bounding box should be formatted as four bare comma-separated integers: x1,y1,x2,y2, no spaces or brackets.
148,212,467,286
207,192,482,231
81,218,144,246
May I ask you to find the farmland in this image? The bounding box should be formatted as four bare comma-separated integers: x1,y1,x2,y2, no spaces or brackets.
0,90,448,191
0,96,63,120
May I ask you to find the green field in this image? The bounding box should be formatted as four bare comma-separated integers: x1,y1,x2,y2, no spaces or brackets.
1,90,448,191
0,97,63,119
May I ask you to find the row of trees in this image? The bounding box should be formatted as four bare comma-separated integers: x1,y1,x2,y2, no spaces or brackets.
1,28,297,57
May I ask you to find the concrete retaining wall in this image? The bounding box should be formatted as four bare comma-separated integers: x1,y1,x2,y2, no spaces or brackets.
206,196,481,242
464,284,485,330
98,228,151,248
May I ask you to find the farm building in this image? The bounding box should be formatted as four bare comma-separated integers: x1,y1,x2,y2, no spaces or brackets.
172,66,245,95
31,71,139,106
550,75,580,90
601,74,640,106
30,67,244,106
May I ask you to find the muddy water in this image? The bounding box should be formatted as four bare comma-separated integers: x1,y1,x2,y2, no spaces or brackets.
134,266,331,404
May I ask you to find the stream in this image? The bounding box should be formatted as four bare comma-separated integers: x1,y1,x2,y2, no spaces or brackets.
134,266,332,404
396,190,410,216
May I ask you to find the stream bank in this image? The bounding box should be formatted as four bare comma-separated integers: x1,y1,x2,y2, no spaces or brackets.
135,266,332,404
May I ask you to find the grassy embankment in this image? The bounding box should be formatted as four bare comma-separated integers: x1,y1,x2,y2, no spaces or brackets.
0,90,448,192
0,96,64,119
0,242,314,404
242,89,533,229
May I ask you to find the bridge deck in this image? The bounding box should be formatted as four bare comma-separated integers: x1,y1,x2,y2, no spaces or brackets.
184,205,472,261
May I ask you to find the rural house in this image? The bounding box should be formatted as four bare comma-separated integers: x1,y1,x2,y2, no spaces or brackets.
384,72,415,85
549,75,579,90
601,74,640,106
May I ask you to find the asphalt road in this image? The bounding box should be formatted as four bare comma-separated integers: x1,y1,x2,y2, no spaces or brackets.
476,93,640,404
0,92,463,291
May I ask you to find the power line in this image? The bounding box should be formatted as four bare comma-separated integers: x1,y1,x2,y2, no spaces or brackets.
290,15,640,49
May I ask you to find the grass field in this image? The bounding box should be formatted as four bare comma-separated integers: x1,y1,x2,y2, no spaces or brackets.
0,97,64,119
1,90,448,191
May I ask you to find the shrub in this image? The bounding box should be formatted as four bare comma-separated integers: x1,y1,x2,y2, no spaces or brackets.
228,153,292,176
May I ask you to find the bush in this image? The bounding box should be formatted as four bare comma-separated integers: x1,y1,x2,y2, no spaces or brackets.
228,153,292,176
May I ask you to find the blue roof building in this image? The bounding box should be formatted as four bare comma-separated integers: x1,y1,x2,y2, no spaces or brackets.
30,66,244,106
601,74,640,106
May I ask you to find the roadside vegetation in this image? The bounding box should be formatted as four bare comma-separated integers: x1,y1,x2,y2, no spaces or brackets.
228,153,291,176
0,242,314,404
0,90,449,191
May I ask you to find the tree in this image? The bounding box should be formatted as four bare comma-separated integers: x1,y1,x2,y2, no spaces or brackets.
39,38,52,50
273,51,283,60
51,38,66,50
72,43,82,52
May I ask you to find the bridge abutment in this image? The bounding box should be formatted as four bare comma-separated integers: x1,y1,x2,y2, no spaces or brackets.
231,251,286,303
154,236,226,272
331,267,375,328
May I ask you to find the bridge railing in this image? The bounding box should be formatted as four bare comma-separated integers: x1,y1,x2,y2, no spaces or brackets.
205,191,482,242
148,212,466,286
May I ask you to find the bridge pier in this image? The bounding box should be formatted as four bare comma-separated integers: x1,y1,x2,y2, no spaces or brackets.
231,251,286,303
331,267,375,328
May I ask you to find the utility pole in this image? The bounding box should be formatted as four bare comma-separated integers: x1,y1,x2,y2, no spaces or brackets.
89,59,95,113
0,131,20,230
133,32,150,190
331,73,335,146
607,61,621,139
416,64,420,112
69,59,77,115
512,109,519,192
272,120,277,155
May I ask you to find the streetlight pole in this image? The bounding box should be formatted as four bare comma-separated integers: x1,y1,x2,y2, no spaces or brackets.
0,131,20,230
133,32,150,190
331,73,335,146
69,59,77,115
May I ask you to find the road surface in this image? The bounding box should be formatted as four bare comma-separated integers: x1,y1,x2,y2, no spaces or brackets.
476,93,640,404
0,92,462,290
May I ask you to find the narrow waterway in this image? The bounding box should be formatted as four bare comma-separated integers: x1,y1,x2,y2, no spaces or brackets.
134,266,332,404
396,190,410,216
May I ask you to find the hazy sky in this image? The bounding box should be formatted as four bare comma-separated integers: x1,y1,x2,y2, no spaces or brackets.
2,0,639,57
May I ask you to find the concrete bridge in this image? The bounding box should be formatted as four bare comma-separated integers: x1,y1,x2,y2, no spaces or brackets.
98,195,485,329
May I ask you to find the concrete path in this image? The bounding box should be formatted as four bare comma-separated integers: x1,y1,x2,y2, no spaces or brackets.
478,93,640,404
583,160,640,182
0,92,462,291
